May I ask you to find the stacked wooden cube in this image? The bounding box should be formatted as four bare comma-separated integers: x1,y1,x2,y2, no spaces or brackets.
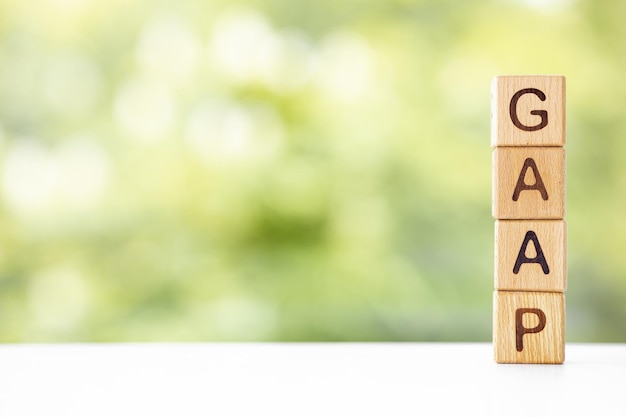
491,76,566,364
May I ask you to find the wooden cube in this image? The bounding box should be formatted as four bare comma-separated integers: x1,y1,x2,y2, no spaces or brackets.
495,220,566,292
491,75,565,147
492,147,565,219
493,291,565,364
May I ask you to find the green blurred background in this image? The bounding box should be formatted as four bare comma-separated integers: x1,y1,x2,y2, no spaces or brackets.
0,0,624,342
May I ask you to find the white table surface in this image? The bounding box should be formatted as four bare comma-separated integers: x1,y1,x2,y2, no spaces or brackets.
0,343,623,416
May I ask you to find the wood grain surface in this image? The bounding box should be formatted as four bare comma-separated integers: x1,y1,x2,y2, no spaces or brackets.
491,75,565,147
495,220,566,292
492,147,565,219
493,291,565,364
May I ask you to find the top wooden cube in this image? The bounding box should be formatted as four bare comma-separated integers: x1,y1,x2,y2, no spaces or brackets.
491,76,565,147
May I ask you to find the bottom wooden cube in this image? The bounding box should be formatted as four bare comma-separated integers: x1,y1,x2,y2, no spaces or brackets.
493,291,565,364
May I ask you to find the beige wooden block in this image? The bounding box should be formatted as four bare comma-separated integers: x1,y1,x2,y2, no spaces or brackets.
492,147,565,219
491,75,565,147
493,291,565,364
495,220,566,292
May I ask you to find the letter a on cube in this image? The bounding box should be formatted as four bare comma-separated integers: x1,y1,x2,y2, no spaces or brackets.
492,147,565,219
495,220,567,292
